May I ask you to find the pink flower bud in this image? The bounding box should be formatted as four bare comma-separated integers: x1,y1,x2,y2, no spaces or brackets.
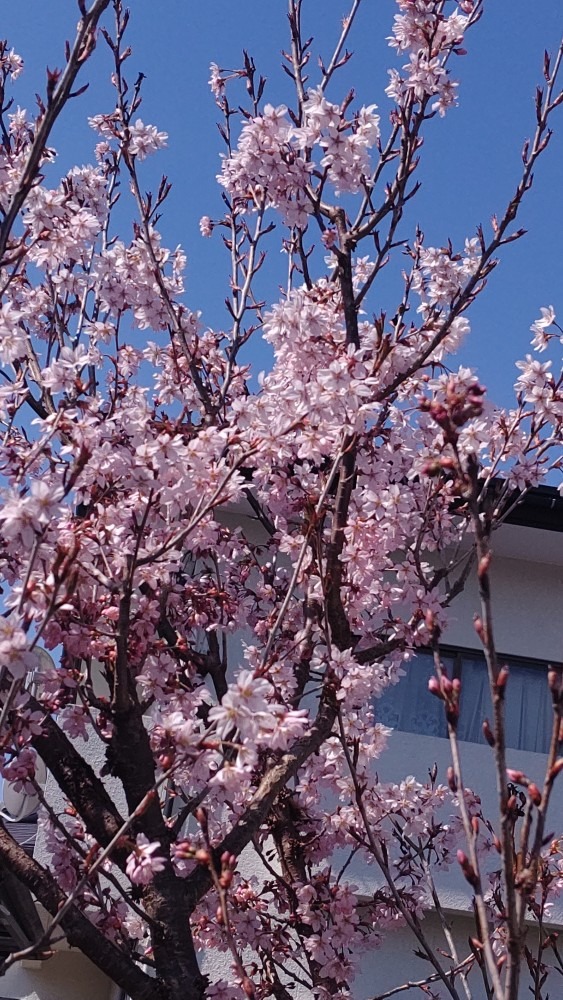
441,675,453,697
473,615,485,641
428,676,442,698
507,769,527,785
174,840,193,860
497,665,509,690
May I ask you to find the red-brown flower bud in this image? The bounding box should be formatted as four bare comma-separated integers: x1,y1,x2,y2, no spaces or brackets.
457,849,479,888
478,553,491,579
482,718,495,747
422,460,442,477
548,666,563,706
425,609,436,631
528,782,542,806
242,976,256,999
195,807,208,834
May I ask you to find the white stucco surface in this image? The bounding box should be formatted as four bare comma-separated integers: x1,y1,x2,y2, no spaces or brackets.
444,537,563,660
0,948,114,1000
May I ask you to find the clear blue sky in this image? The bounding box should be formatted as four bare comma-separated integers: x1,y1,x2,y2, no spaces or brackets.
2,1,562,405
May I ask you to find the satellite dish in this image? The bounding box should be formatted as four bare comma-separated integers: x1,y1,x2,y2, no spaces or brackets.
2,756,47,821
27,647,56,696
34,648,55,672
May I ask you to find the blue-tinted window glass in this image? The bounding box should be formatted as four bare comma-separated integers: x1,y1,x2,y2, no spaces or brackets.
377,650,552,754
458,657,552,754
377,652,450,739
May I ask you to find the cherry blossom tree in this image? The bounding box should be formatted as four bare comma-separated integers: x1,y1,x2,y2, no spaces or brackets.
0,2,561,1000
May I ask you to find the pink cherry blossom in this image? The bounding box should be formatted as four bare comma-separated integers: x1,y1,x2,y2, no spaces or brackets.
125,835,167,886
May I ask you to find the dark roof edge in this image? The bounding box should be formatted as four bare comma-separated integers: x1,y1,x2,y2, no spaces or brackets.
505,485,563,533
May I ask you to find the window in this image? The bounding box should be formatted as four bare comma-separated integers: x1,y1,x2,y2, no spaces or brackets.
377,648,555,754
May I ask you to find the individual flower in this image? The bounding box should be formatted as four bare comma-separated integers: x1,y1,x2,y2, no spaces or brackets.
127,119,168,160
530,305,556,352
208,63,225,99
126,835,167,886
199,215,213,237
0,47,23,80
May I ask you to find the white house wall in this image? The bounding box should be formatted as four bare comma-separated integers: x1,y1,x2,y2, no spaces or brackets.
0,946,114,1000
443,540,563,661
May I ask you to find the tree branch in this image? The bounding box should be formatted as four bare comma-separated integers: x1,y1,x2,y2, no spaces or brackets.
0,0,112,266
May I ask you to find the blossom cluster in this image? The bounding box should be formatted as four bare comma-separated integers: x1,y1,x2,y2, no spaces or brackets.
386,0,472,116
218,92,380,223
